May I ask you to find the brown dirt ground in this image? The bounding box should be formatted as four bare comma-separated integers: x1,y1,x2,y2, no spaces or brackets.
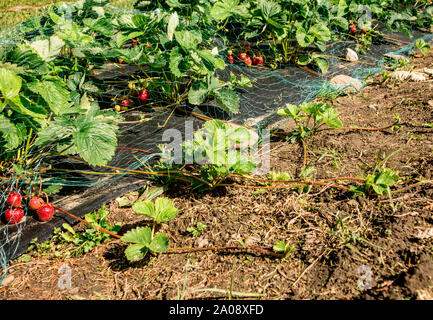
1,50,433,301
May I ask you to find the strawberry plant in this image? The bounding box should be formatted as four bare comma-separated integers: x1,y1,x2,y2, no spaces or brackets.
350,167,399,198
415,39,431,55
350,150,400,199
34,95,122,167
273,240,295,258
158,119,258,191
60,205,122,257
209,0,432,72
277,101,343,143
187,222,207,237
121,197,179,262
0,13,124,174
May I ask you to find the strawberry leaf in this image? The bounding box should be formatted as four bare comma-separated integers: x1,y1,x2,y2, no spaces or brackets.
309,23,331,42
124,243,148,262
213,88,240,114
322,107,343,128
0,114,21,150
167,12,179,41
121,226,152,245
148,233,169,253
29,35,65,63
27,78,72,116
154,197,179,223
132,201,156,219
0,67,22,99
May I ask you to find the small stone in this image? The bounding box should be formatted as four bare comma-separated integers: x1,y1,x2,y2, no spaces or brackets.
195,237,209,248
347,199,359,207
422,68,433,77
0,275,15,287
415,228,433,240
69,287,80,294
329,75,363,94
345,48,359,62
244,236,261,246
384,54,409,62
417,289,433,300
410,72,427,82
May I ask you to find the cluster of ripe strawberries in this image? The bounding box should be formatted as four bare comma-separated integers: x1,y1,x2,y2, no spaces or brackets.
115,89,150,112
3,192,54,225
226,45,264,66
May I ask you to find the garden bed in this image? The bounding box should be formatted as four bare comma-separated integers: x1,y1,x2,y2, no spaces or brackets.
1,50,432,300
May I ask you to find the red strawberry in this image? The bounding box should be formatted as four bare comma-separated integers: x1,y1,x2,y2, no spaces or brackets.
239,53,247,60
227,55,234,64
132,39,138,47
253,56,264,65
121,99,132,107
4,208,24,224
37,204,54,222
350,25,357,34
139,90,149,104
6,192,22,208
244,56,253,66
244,44,251,51
29,196,45,211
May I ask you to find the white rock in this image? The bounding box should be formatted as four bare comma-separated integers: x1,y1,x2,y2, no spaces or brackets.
392,71,427,82
345,48,359,62
417,289,433,300
411,72,428,81
329,75,363,94
415,228,433,240
0,275,15,287
244,236,261,246
384,54,409,62
422,68,433,77
392,71,411,80
195,237,209,248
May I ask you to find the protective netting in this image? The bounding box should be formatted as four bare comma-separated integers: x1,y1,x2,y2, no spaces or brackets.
1,0,432,284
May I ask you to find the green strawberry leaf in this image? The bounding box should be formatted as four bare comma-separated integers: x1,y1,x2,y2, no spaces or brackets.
121,226,152,245
148,233,170,253
124,243,148,262
154,197,179,223
213,88,240,114
132,201,156,219
0,67,22,99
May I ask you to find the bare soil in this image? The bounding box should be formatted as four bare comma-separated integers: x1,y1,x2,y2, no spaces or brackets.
1,51,433,301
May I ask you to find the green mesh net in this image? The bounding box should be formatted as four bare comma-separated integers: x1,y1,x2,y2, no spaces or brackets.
1,0,432,284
